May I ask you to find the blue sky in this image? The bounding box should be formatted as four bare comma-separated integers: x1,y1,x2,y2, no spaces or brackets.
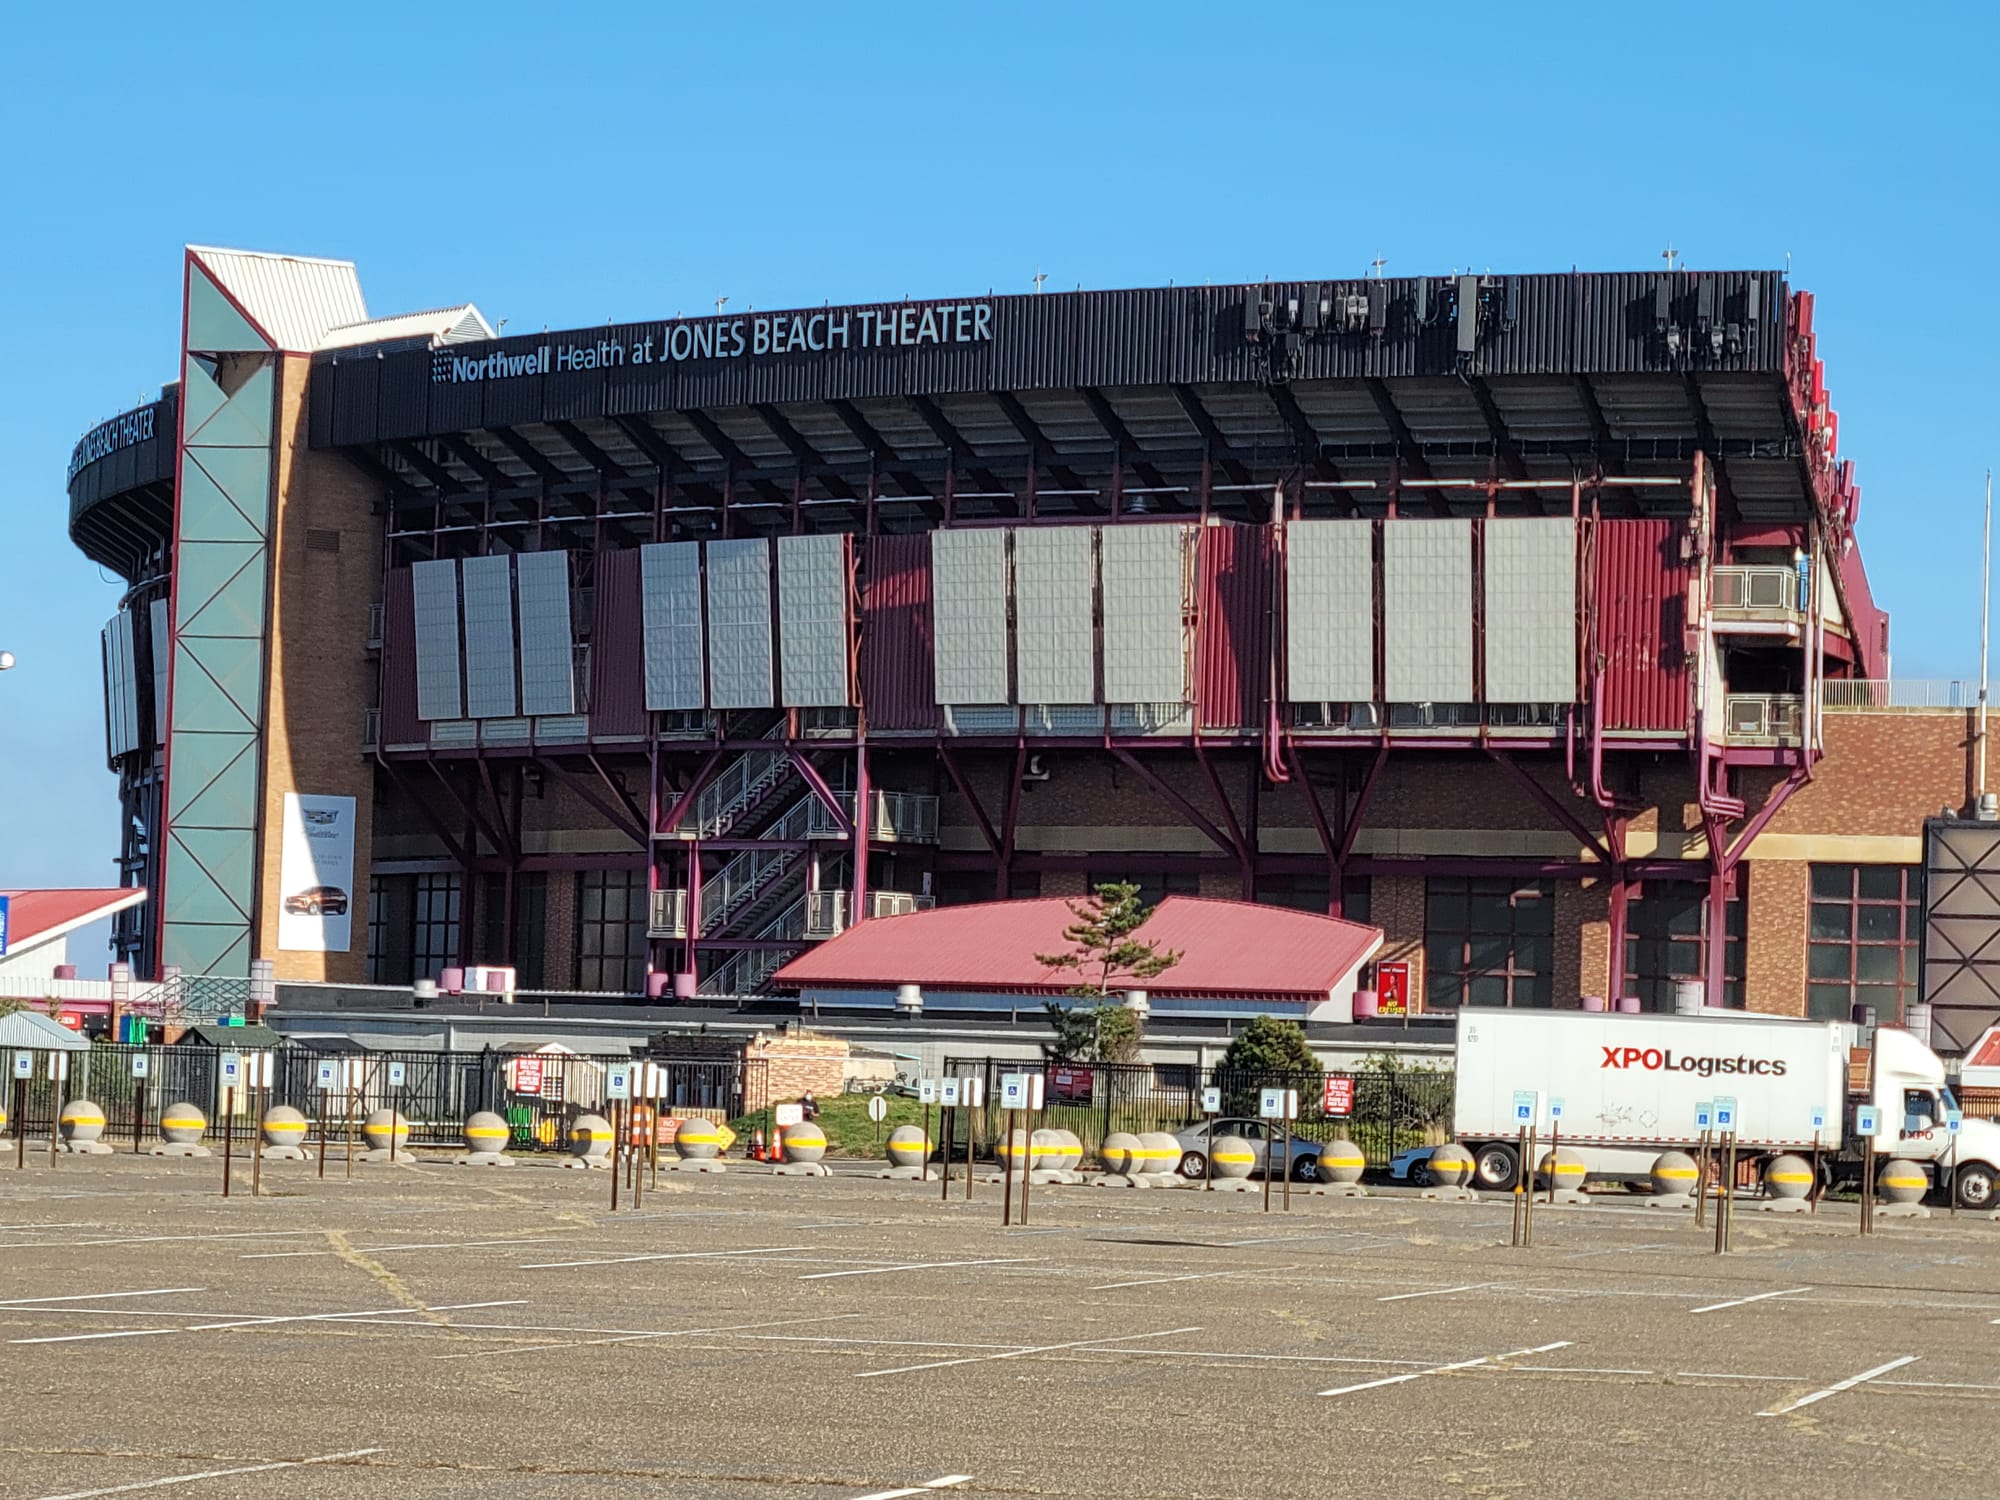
1,2,1994,964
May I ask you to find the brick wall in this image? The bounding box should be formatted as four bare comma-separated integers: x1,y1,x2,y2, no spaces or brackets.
1759,712,1975,840
742,1031,849,1111
544,874,579,989
256,355,381,984
1745,860,1809,1017
1373,875,1426,1007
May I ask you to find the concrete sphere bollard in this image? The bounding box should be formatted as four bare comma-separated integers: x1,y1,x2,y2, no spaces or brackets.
782,1121,828,1164
1876,1157,1929,1204
1649,1150,1698,1196
58,1100,107,1144
1316,1139,1366,1184
361,1109,410,1152
1139,1131,1183,1176
673,1117,723,1159
262,1105,308,1149
569,1112,614,1160
1426,1143,1476,1187
1210,1134,1257,1179
885,1124,930,1168
159,1102,206,1144
1100,1131,1143,1175
1030,1128,1063,1171
1764,1153,1814,1199
1050,1128,1084,1172
463,1111,510,1154
1536,1148,1588,1192
995,1128,1032,1170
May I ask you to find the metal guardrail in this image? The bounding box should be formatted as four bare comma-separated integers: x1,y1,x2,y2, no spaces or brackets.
804,790,940,843
648,887,689,939
1822,679,1975,712
1711,565,1801,614
1723,693,1804,745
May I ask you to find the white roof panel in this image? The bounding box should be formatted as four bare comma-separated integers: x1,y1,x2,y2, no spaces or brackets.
189,246,368,354
318,305,494,351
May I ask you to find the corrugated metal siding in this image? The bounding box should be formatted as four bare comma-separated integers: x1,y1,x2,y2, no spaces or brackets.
1102,523,1190,704
932,528,1009,704
1196,523,1270,730
1012,526,1096,705
515,550,576,717
776,533,851,708
1383,520,1473,702
589,548,647,737
411,558,463,720
380,567,423,743
640,542,705,711
460,554,518,719
1593,519,1691,732
1284,520,1372,703
192,248,367,354
705,537,775,709
859,535,935,729
1483,519,1577,703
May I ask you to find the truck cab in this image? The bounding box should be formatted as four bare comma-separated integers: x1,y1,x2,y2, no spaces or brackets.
1866,1027,2000,1208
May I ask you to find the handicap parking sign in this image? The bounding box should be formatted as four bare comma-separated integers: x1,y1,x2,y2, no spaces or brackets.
1856,1105,1879,1135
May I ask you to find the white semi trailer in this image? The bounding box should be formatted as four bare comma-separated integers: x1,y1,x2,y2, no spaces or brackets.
1451,1007,2000,1208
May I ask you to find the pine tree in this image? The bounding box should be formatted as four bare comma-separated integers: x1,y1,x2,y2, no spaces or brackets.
1036,882,1180,1063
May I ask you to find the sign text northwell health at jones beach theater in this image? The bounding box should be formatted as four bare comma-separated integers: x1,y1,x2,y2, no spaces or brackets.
436,300,996,384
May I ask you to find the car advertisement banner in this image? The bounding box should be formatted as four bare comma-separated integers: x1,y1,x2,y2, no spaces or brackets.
277,793,356,953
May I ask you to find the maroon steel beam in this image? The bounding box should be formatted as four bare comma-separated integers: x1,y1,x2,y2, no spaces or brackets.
1723,765,1810,871
1111,748,1233,855
657,749,725,835
376,756,472,869
476,758,520,864
1191,740,1251,872
429,762,508,863
539,758,646,846
786,749,854,836
1486,749,1614,865
1337,745,1391,863
1286,742,1339,866
998,744,1028,898
937,745,1001,855
587,753,648,834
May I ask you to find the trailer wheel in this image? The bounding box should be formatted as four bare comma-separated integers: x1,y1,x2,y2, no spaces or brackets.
1956,1162,1997,1211
1472,1142,1519,1191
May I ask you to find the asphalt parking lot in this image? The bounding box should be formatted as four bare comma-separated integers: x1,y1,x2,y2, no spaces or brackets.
5,1153,2000,1499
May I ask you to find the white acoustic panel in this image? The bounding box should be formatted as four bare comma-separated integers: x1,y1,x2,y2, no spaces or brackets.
777,533,850,708
641,542,705,710
460,554,518,719
102,616,127,758
932,528,1009,704
1100,524,1188,703
706,537,775,709
1383,520,1472,702
150,596,170,744
117,609,141,754
515,550,576,716
1286,520,1374,702
411,559,464,721
1013,525,1096,704
1484,518,1577,703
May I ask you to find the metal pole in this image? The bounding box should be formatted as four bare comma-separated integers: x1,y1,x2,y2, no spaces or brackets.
1019,1104,1033,1227
1981,468,1992,801
1548,1119,1559,1205
1861,1136,1875,1236
1523,1124,1536,1248
1695,1128,1711,1228
317,1085,329,1178
964,1103,974,1202
50,1059,60,1168
251,1073,262,1199
1001,1113,1014,1227
1262,1127,1274,1214
389,1082,399,1164
1950,1128,1959,1218
222,1086,234,1198
939,1105,952,1203
1281,1117,1292,1212
344,1086,356,1179
132,1071,144,1153
611,1099,623,1212
923,1099,932,1188
1810,1129,1821,1215
15,1079,25,1169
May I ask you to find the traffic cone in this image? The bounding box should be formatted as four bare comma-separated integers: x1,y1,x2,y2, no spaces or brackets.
749,1128,766,1162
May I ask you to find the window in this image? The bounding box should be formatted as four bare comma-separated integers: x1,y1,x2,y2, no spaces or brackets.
577,868,647,993
1424,878,1554,1010
365,878,390,983
1623,881,1746,1010
1807,864,1921,1023
476,872,548,990
411,873,462,980
1257,875,1372,923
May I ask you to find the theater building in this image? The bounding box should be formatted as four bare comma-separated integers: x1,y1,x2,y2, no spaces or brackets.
63,246,1973,1030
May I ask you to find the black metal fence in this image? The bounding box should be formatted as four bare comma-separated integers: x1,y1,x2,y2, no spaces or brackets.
2,1045,760,1154
943,1057,1455,1169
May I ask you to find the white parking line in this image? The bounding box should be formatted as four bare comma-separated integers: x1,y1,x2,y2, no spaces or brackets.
856,1325,1202,1379
849,1477,973,1500
0,1287,201,1307
1690,1287,1811,1315
1377,1282,1500,1303
801,1257,1039,1281
521,1246,812,1269
1759,1355,1920,1416
1092,1270,1250,1291
0,1231,314,1251
1319,1341,1573,1398
10,1300,525,1345
244,1237,569,1260
434,1312,861,1360
33,1447,381,1499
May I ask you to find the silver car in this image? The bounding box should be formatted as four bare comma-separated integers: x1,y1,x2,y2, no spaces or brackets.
1170,1118,1323,1182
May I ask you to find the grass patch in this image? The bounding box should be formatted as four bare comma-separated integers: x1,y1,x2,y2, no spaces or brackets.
730,1092,930,1158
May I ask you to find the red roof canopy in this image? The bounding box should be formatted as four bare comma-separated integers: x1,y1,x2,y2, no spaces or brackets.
0,888,146,952
773,896,1382,1001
